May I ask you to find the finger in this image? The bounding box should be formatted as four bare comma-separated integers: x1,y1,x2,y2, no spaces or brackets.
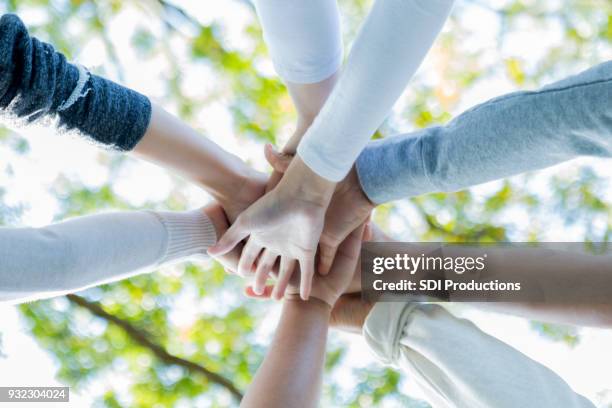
237,238,262,277
318,242,339,276
254,249,278,295
244,285,274,299
272,258,296,300
208,218,250,256
363,222,373,241
264,143,292,173
299,257,315,300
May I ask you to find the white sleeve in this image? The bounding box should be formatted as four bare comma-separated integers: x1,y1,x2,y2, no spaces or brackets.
297,0,454,181
363,303,595,408
0,209,217,304
253,0,343,84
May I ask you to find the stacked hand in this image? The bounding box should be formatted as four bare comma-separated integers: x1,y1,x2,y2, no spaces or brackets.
244,220,383,331
263,144,375,275
209,155,335,300
245,223,367,308
208,144,375,301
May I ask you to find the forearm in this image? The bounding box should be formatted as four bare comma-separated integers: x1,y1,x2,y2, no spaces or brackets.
133,104,257,205
298,0,454,181
0,209,217,304
241,298,330,408
254,0,341,191
283,73,339,153
440,244,612,327
0,14,258,210
356,61,612,204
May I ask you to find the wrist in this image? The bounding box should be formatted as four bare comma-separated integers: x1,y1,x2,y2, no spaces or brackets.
279,156,335,206
281,116,314,155
285,295,333,315
344,165,375,210
208,164,266,221
201,204,229,241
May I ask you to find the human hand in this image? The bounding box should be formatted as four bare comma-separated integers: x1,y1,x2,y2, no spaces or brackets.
207,167,267,274
216,168,267,224
202,202,243,273
264,144,375,275
208,155,336,300
245,223,366,307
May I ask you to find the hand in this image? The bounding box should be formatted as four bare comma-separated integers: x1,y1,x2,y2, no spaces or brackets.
209,155,336,300
202,203,242,273
264,144,375,275
202,171,267,275
245,223,366,307
216,168,267,223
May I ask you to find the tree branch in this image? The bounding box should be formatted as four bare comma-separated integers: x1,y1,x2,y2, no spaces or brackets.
66,294,243,402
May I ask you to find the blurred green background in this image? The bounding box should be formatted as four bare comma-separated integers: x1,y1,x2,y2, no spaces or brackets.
0,0,611,406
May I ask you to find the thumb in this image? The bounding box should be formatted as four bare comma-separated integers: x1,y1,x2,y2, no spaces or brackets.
264,144,292,174
208,218,250,256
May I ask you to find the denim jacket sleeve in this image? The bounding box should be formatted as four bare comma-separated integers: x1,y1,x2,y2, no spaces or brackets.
0,14,151,150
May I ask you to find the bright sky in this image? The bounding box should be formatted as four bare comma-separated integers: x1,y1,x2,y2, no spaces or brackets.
1,0,611,407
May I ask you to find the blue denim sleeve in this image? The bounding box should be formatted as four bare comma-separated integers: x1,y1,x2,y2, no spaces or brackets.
0,14,151,151
356,61,612,204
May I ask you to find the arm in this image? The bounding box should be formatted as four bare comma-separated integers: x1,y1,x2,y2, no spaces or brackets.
440,244,612,328
241,225,365,407
254,0,454,181
356,61,612,204
132,104,265,221
297,0,454,182
0,14,265,221
0,205,225,304
240,298,330,408
253,0,341,191
363,302,595,407
210,1,454,296
0,14,150,151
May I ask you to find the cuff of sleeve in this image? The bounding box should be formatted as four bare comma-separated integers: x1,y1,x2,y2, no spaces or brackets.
362,302,416,366
151,210,217,264
274,47,342,85
59,74,152,151
355,131,439,204
297,139,350,182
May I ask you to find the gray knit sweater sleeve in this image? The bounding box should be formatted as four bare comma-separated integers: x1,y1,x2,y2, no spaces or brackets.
0,13,151,150
0,209,217,304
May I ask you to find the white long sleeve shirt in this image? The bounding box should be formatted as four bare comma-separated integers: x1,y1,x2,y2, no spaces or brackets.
363,302,595,408
255,0,454,181
0,209,216,304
